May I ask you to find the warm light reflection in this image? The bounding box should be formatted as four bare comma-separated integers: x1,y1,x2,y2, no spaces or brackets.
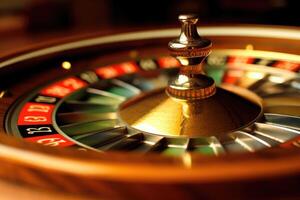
179,58,189,66
177,74,189,84
182,153,192,168
62,61,72,70
246,71,264,80
131,97,183,136
245,44,254,50
0,91,6,98
269,75,285,83
134,123,162,135
291,81,300,89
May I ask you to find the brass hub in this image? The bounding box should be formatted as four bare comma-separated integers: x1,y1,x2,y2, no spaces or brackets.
119,14,263,138
118,86,262,137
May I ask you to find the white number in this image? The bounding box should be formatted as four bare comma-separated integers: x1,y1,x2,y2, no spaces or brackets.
24,116,47,122
37,138,66,146
28,105,50,113
26,127,52,134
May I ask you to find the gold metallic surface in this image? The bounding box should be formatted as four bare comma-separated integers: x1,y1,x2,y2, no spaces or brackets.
119,87,262,137
168,14,212,59
167,14,215,100
166,82,216,100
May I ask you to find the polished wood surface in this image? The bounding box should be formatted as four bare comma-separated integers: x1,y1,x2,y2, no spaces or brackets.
0,25,300,199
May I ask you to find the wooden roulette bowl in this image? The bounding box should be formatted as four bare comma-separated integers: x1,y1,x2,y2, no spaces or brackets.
0,22,300,199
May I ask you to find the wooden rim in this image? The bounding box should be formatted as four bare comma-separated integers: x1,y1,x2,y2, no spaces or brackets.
0,25,300,184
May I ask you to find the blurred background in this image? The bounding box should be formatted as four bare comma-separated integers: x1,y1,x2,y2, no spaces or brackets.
0,0,299,53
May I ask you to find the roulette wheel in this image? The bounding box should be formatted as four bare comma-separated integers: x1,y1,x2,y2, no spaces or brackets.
0,14,300,199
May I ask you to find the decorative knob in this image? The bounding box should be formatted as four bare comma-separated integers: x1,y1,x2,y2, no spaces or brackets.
166,14,216,100
169,14,212,60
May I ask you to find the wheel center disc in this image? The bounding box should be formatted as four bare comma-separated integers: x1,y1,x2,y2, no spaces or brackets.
118,86,263,138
